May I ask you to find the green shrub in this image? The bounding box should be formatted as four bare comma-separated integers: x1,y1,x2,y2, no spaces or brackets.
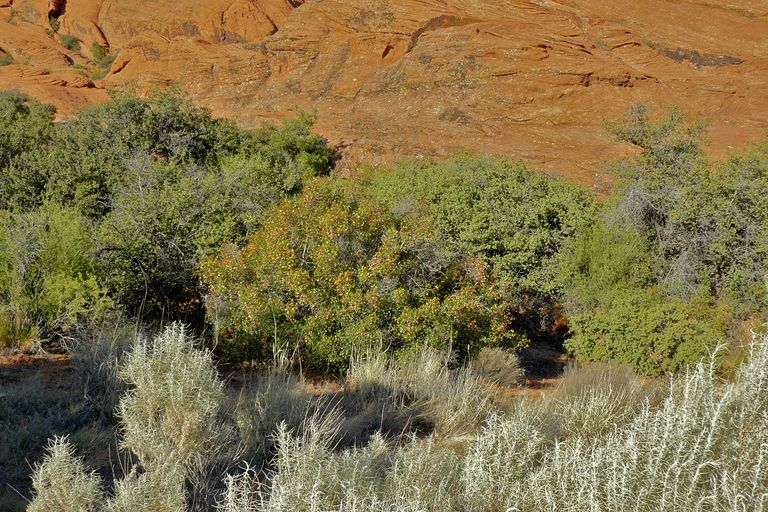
566,287,724,375
202,179,518,368
561,105,766,374
0,204,111,346
561,218,727,374
90,43,114,69
0,54,12,66
365,156,595,295
608,105,768,311
0,92,54,182
60,34,80,52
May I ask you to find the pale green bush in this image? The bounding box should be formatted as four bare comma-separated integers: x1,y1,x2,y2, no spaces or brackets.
117,323,225,469
27,437,102,512
261,426,388,511
462,411,547,511
106,462,186,512
216,465,259,512
511,337,768,511
252,331,768,512
380,436,463,511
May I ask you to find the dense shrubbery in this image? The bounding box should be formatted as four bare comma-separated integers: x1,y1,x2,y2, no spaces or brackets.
364,156,596,345
202,158,593,368
562,105,768,374
363,156,595,296
0,91,332,347
1,89,767,376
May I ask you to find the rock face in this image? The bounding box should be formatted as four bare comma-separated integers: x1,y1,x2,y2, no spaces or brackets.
1,0,767,184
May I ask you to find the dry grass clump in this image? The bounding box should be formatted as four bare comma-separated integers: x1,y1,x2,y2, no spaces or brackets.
0,307,38,353
539,362,658,440
234,358,316,464
342,349,497,439
470,346,524,387
66,318,136,421
1,377,82,511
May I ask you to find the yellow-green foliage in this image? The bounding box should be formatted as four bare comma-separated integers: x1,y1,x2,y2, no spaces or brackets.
0,204,111,345
202,179,518,368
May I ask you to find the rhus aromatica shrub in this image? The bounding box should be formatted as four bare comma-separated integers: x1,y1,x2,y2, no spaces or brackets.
364,156,596,346
201,179,518,368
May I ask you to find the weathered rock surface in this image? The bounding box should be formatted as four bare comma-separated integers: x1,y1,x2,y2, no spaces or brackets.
1,0,767,185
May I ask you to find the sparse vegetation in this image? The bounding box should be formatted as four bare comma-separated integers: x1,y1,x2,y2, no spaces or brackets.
90,43,116,79
60,35,81,52
48,16,60,33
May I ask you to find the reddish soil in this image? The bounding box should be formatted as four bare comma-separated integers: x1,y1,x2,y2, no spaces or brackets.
0,353,74,391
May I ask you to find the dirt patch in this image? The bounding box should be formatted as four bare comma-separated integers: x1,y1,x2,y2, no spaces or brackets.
0,353,72,386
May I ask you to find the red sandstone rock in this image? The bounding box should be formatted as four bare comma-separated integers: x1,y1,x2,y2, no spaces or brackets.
0,0,766,185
